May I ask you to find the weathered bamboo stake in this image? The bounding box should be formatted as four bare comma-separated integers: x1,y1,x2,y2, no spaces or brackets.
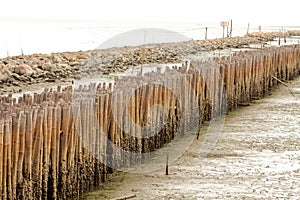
208,67,214,120
271,76,295,96
2,120,9,200
82,91,90,192
136,86,142,162
50,107,57,199
68,103,78,197
108,93,116,167
162,81,169,143
6,123,12,196
59,103,70,199
75,101,82,197
128,86,135,160
199,71,205,123
153,83,160,149
251,56,257,98
194,71,202,127
0,120,4,199
239,60,245,102
17,112,26,199
99,93,110,173
96,96,103,179
111,194,137,200
42,106,51,199
247,56,253,100
141,84,150,156
24,110,33,199
269,52,276,87
181,74,187,131
213,68,219,116
6,118,13,199
78,98,85,190
170,76,177,137
157,83,164,146
33,109,44,199
205,68,212,121
88,97,95,186
115,92,123,167
70,102,79,196
238,62,243,103
219,65,225,115
11,113,20,200
56,106,62,196
105,92,116,170
141,84,148,154
91,99,97,166
173,76,179,137
39,111,46,198
86,99,92,159
148,82,155,153
92,99,101,185
100,94,107,181
159,81,165,143
186,73,193,130
282,48,287,80
229,62,235,109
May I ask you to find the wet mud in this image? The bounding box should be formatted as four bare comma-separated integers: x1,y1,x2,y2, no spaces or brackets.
82,77,300,200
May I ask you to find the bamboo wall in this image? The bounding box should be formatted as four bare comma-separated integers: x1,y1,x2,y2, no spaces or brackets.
0,45,299,199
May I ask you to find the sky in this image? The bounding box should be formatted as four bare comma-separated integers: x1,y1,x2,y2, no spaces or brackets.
1,0,299,26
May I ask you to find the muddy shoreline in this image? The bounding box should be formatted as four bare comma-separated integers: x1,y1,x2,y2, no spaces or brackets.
1,31,299,95
81,74,300,200
0,35,299,199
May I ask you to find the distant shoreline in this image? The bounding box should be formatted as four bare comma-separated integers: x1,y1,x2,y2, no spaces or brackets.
0,31,300,95
1,19,300,58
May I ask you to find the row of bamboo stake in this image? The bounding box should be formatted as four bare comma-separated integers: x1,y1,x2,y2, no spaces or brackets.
0,45,299,199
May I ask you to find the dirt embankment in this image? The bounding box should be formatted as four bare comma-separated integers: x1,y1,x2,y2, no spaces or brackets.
0,31,299,94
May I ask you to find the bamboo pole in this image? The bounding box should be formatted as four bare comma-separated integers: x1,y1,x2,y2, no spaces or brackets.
42,106,51,199
3,120,11,200
11,114,20,200
59,103,70,199
24,110,33,199
50,107,57,199
17,112,26,199
0,120,4,199
31,109,43,199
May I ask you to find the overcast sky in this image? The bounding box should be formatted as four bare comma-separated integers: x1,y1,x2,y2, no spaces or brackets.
1,0,299,26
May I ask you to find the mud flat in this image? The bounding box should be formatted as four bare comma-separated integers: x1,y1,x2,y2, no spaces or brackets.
0,31,300,199
0,44,299,199
81,71,300,200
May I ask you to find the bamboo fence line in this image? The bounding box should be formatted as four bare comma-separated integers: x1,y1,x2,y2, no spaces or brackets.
0,45,299,199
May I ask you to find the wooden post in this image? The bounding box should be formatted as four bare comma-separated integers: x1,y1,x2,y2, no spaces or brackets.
247,23,250,34
165,152,169,175
230,20,233,37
